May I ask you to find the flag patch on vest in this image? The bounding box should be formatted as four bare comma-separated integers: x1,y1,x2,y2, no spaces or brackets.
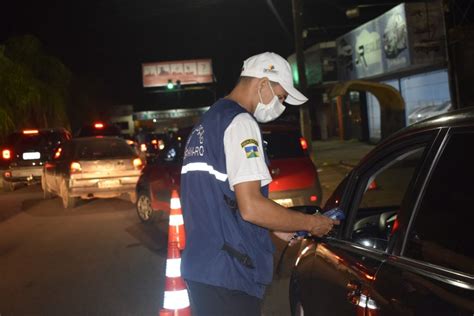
241,139,259,158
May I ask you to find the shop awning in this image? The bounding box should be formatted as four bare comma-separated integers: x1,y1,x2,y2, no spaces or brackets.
329,80,405,110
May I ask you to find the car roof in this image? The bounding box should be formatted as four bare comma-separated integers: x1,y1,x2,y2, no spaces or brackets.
12,128,69,134
71,136,125,143
386,106,474,142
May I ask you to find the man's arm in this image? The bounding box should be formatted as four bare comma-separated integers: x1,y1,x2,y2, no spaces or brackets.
235,180,337,237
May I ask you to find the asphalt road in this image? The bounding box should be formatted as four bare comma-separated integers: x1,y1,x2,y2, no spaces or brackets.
0,160,354,316
0,185,169,316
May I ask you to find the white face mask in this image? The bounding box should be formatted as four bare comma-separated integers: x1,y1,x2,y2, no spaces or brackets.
253,82,286,123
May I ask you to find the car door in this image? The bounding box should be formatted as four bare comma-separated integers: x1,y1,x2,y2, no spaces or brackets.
371,127,474,315
293,131,437,316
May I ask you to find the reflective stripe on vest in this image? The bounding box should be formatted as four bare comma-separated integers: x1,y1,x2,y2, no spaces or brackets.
181,162,228,182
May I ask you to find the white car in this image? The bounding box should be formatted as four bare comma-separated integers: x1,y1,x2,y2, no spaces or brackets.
42,137,143,208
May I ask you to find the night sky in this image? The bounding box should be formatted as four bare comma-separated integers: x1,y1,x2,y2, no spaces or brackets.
1,0,395,110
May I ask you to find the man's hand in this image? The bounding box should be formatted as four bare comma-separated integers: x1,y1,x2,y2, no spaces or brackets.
308,215,340,237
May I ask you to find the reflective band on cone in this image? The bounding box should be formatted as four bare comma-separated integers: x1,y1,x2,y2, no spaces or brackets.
165,258,182,278
168,190,186,250
169,214,184,226
163,289,190,310
170,197,181,210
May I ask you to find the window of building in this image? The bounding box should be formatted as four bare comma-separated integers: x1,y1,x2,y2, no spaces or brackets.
401,69,452,126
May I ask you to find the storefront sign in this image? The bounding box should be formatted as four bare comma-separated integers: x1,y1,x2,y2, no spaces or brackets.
142,59,213,88
337,2,445,81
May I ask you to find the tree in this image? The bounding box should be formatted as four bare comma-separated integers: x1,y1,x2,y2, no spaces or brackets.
0,35,72,141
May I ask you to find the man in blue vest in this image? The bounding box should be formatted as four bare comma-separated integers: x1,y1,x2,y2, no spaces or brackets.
180,52,338,315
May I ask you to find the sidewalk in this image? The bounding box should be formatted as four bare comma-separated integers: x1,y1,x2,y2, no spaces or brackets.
312,138,375,168
311,139,375,205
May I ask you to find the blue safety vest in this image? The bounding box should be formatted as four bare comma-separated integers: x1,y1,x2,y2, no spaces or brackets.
180,99,275,299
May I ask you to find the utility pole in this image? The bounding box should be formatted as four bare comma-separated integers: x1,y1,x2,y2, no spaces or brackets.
292,0,312,152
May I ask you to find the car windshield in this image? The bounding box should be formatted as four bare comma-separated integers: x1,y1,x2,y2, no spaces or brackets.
262,131,306,159
75,139,135,160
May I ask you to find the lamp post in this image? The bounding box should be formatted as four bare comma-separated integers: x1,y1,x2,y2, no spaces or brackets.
291,0,312,152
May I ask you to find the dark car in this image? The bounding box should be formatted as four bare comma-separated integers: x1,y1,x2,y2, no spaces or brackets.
134,132,167,161
135,125,322,222
42,137,143,208
289,107,474,316
1,128,71,191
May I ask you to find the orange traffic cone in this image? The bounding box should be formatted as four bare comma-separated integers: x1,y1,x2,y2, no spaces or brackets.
168,190,186,250
160,242,191,316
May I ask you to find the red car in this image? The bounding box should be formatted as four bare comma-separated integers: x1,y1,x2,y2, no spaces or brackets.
135,125,322,223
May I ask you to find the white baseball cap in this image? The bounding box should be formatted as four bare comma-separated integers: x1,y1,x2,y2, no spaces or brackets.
240,52,308,105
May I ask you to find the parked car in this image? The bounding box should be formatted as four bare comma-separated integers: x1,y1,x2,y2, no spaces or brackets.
135,125,322,222
262,124,322,207
289,107,474,316
407,101,452,125
1,128,71,191
42,137,143,208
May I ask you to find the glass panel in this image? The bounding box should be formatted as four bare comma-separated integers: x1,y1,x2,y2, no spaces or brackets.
350,147,425,251
401,69,452,125
404,133,474,275
367,79,399,142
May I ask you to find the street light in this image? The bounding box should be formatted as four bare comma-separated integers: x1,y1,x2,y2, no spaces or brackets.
167,79,174,90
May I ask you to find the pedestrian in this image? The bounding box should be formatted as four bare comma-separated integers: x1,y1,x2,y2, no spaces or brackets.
180,52,339,316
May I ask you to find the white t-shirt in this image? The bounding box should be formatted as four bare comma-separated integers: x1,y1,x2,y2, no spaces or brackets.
223,113,272,191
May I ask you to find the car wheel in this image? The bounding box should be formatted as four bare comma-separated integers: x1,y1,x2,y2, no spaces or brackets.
60,180,77,209
2,180,15,192
41,176,53,199
136,191,154,223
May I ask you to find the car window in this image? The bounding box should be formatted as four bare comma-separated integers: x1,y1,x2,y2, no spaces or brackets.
404,132,474,275
11,134,47,148
262,131,306,159
75,139,135,160
349,146,426,251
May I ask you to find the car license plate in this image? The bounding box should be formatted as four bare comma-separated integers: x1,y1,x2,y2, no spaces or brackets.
98,179,120,188
274,198,294,207
22,152,41,160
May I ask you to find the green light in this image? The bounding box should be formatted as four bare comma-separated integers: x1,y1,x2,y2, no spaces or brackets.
167,80,174,90
291,64,299,86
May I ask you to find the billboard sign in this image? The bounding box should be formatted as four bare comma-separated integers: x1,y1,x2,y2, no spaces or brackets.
337,4,410,81
336,2,445,81
142,59,213,88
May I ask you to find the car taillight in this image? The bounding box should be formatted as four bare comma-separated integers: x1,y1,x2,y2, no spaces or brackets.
300,137,308,151
54,147,62,159
151,139,158,145
2,149,11,160
126,139,134,145
23,129,39,135
140,144,147,152
70,162,82,173
4,171,12,178
94,122,104,129
133,158,144,170
310,195,318,202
